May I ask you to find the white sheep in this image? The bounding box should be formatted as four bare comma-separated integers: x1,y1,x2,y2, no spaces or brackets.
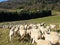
39,25,50,34
9,26,16,41
19,25,27,40
30,25,42,44
26,24,33,35
49,24,57,30
43,31,59,45
36,39,52,45
9,25,20,41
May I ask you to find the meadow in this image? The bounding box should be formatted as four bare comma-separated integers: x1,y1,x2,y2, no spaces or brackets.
0,13,60,45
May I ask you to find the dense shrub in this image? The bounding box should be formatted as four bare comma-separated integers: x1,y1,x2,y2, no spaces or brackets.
0,10,52,22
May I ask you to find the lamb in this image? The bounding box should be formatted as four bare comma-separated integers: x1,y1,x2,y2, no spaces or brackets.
9,25,20,41
18,25,27,40
26,24,33,35
43,31,59,45
9,26,16,41
36,39,52,45
39,25,50,34
49,24,56,30
30,25,42,44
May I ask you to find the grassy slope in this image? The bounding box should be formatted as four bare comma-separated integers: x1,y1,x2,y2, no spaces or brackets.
0,15,60,25
0,14,60,45
26,15,60,24
0,28,35,45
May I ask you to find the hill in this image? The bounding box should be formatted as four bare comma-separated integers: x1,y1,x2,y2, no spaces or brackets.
0,0,60,11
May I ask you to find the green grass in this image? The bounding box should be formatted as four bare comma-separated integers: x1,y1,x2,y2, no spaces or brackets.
0,28,35,45
0,15,60,45
0,15,60,25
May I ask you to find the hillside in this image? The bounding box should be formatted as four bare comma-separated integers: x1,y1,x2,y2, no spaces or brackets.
0,0,60,11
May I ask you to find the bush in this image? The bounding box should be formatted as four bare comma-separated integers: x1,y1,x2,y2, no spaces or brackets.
0,10,52,22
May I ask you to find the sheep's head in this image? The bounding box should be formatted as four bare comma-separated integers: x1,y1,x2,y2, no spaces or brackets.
32,25,38,29
20,25,25,30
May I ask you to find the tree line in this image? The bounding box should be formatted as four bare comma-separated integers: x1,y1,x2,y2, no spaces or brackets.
0,10,51,22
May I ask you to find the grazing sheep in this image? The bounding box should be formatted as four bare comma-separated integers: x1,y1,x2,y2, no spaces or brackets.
26,24,33,34
49,24,57,30
9,26,16,41
30,25,42,44
9,25,20,41
50,24,56,29
13,25,20,36
39,25,50,34
19,25,27,40
43,31,59,45
36,39,52,45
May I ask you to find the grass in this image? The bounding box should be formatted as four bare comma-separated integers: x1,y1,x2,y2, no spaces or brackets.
0,28,59,45
0,28,35,45
0,15,60,25
0,13,60,45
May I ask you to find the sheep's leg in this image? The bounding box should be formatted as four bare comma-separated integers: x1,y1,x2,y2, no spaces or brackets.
32,39,35,44
20,34,25,40
9,35,12,41
9,31,13,41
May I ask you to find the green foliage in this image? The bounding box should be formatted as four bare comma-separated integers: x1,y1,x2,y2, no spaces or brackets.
0,9,51,22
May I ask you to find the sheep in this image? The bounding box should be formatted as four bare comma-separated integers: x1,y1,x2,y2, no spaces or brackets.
24,24,28,30
30,25,42,44
9,26,16,41
43,31,59,45
8,25,13,29
9,25,20,41
50,24,56,29
26,24,33,35
13,25,20,36
36,23,51,34
38,25,51,34
49,24,57,30
36,39,52,45
18,25,27,40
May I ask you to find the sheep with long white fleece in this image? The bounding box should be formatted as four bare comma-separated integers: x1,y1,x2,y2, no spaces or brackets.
30,25,42,44
9,26,16,41
38,25,50,34
13,25,20,36
36,39,52,45
26,24,33,35
43,31,59,45
9,25,20,41
19,25,27,40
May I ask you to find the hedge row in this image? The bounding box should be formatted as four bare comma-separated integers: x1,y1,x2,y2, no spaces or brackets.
0,10,51,22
